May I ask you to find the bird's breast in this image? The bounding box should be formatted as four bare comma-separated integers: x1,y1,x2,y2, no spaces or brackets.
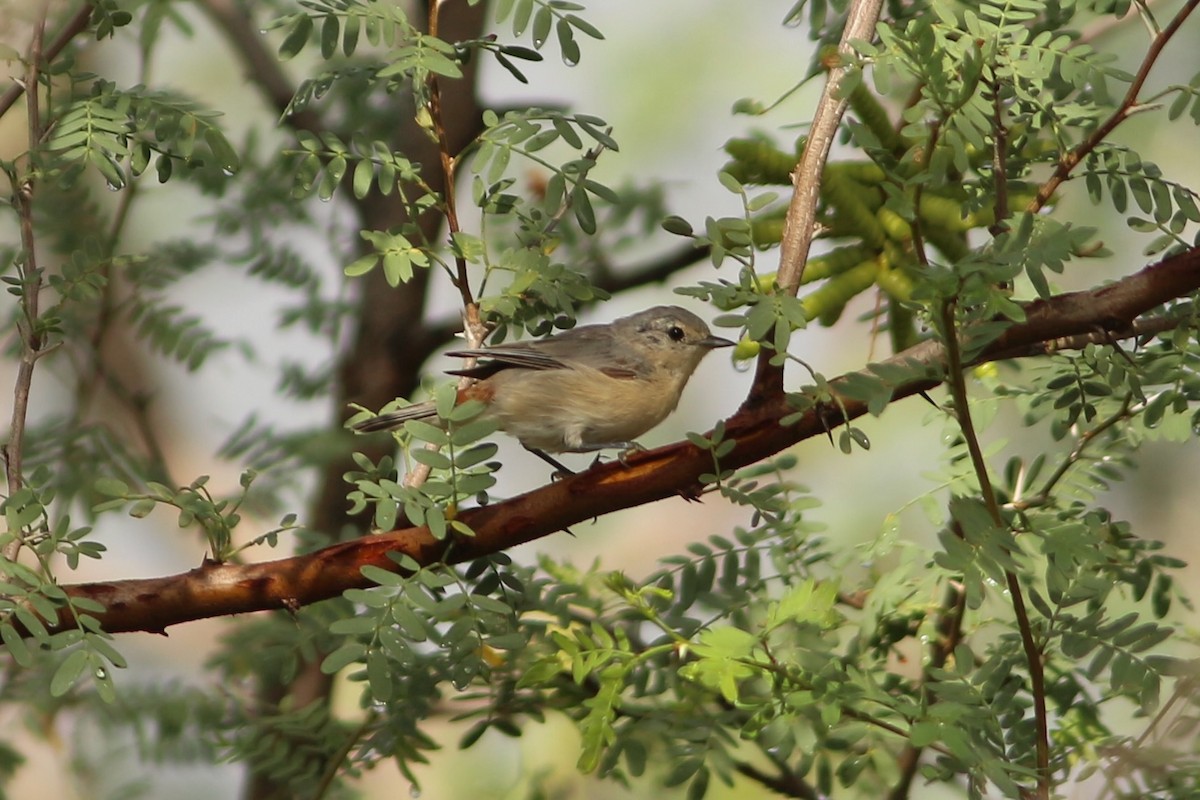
485,366,683,452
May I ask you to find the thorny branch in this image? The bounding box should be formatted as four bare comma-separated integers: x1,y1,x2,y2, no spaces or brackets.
20,243,1200,637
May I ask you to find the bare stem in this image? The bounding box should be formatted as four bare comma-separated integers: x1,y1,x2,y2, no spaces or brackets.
938,299,1051,799
397,0,487,493
3,8,50,563
989,77,1010,235
735,760,820,799
755,0,884,398
428,0,476,327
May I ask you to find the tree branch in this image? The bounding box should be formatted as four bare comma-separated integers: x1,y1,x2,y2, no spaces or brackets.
1031,0,1200,210
757,0,884,402
199,0,325,134
775,0,884,296
735,760,820,800
23,246,1200,636
594,243,712,295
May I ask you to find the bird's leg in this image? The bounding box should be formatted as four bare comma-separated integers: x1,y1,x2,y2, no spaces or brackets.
524,445,575,479
577,441,645,468
615,441,646,466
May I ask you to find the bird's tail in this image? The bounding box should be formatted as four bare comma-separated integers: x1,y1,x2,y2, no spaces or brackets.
351,401,439,433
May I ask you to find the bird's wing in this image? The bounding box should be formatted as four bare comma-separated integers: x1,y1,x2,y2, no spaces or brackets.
446,324,634,379
351,400,437,432
444,345,567,379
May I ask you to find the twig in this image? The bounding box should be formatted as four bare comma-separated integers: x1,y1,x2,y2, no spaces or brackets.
938,301,1003,528
593,243,711,295
938,297,1051,800
887,575,967,800
311,712,377,800
1030,0,1200,210
198,0,323,133
1012,395,1137,511
735,760,821,799
428,3,473,314
3,6,50,563
1092,674,1199,800
1077,0,1167,46
988,76,1010,236
395,0,490,494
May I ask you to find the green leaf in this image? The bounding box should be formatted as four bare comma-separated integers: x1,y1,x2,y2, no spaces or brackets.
321,642,366,675
361,564,404,587
410,447,452,469
50,649,90,697
0,624,31,667
278,15,313,60
94,478,130,497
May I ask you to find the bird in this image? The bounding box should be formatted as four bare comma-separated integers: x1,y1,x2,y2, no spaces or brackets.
352,305,734,466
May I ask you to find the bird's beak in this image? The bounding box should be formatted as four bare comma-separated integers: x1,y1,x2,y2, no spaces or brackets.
701,335,736,349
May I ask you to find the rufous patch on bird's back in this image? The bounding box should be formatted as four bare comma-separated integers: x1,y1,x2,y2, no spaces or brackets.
459,382,495,405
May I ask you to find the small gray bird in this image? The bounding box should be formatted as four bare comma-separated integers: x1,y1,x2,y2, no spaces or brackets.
353,305,734,460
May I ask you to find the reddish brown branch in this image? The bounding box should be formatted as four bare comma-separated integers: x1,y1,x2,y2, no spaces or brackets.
1031,0,1200,210
1006,569,1050,800
23,246,1199,637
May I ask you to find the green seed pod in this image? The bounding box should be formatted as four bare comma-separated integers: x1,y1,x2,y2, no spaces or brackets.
877,206,913,243
723,137,796,185
847,81,906,156
802,258,879,325
800,244,874,284
822,170,887,250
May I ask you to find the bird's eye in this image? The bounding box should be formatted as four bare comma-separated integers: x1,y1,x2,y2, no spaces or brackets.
667,325,685,341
